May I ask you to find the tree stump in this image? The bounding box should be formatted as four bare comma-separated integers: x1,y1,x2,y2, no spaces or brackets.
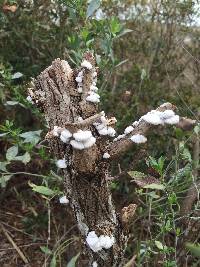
31,52,195,266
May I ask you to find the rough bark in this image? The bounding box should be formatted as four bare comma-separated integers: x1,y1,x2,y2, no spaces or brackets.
32,53,125,266
31,52,196,267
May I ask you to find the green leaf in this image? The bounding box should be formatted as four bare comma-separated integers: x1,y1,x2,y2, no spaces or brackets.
6,145,18,161
175,164,191,179
0,174,12,188
115,59,129,68
155,240,164,250
186,243,200,258
86,39,94,48
175,127,184,139
22,152,31,164
15,152,31,164
182,148,192,162
128,171,161,188
141,69,146,80
110,17,121,35
5,101,25,108
128,171,146,180
86,0,100,19
147,156,158,168
29,183,55,196
148,191,160,199
20,130,42,145
81,28,89,41
50,171,63,181
5,101,19,106
11,72,23,79
40,246,52,255
194,125,200,135
117,29,133,38
0,162,8,172
67,253,80,267
158,156,165,172
0,132,8,137
147,156,165,175
50,256,57,267
144,183,165,190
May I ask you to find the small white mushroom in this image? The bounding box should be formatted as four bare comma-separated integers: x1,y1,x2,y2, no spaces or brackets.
81,60,93,70
75,76,83,83
86,92,100,103
130,134,147,144
56,159,67,168
86,231,101,252
164,115,179,125
90,85,98,92
142,111,163,125
73,130,92,142
124,126,134,134
70,140,85,150
52,126,61,137
60,129,72,143
26,95,34,104
92,261,98,267
83,136,96,148
59,196,69,204
103,152,110,159
99,235,115,249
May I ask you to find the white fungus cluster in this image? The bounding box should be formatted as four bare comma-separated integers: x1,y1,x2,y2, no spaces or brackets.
86,92,100,103
113,134,126,142
94,115,116,137
77,116,83,122
132,121,139,127
114,121,139,142
86,231,115,252
53,127,72,143
81,60,93,70
60,129,72,143
86,71,100,103
76,59,100,103
141,109,179,125
70,130,96,150
53,126,96,150
52,126,62,137
124,126,134,134
114,109,179,143
130,134,147,144
56,158,67,168
75,70,83,93
103,152,110,159
92,261,98,267
59,196,69,204
26,95,34,104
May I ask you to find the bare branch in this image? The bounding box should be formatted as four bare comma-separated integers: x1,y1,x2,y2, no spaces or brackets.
108,103,196,159
108,103,176,158
177,117,196,131
65,112,104,132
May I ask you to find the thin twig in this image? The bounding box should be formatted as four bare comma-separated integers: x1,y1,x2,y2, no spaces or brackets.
0,223,29,264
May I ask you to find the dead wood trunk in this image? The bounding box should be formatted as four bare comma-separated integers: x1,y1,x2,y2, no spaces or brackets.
32,53,125,266
31,52,196,267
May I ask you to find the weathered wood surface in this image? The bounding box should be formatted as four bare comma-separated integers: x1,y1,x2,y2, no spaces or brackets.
32,52,196,266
